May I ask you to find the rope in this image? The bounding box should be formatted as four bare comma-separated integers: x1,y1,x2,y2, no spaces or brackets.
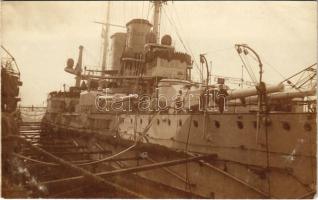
146,2,151,20
123,2,126,24
263,97,271,196
1,45,20,75
77,143,137,166
262,58,287,81
13,135,146,198
171,3,202,81
205,47,234,55
184,115,193,193
85,48,100,66
261,59,317,99
162,7,202,81
277,63,317,102
238,53,257,84
297,73,316,89
244,56,258,83
12,152,59,166
141,1,144,19
76,111,161,166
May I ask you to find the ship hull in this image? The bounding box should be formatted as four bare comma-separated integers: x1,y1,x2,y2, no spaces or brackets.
42,112,316,198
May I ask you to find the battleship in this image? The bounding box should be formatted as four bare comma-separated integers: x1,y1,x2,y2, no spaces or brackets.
29,1,317,198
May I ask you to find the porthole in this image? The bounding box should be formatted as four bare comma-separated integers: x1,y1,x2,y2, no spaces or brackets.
168,119,171,126
193,120,198,128
214,120,220,128
157,119,160,125
179,120,182,126
282,122,290,131
264,118,272,127
237,121,244,129
304,123,312,131
253,121,257,129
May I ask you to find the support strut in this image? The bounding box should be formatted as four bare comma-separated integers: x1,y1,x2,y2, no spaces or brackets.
8,135,146,198
41,154,217,185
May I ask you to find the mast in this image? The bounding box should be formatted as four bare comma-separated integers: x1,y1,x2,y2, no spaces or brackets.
152,1,166,43
101,1,111,73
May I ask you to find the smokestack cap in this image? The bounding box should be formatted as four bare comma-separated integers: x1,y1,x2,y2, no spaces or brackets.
126,19,153,27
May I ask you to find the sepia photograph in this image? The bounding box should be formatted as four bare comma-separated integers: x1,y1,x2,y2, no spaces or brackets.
1,0,317,198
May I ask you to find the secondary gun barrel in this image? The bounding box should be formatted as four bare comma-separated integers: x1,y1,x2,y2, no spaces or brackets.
227,88,316,106
227,83,284,100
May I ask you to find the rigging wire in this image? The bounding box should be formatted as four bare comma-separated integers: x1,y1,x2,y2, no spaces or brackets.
243,55,258,83
85,48,100,66
76,111,161,166
261,58,287,81
123,2,126,24
146,2,152,21
130,1,134,19
77,143,137,166
1,45,20,75
170,3,191,50
243,50,316,98
184,114,193,194
276,62,317,103
205,47,234,55
162,7,203,81
245,50,261,65
12,152,59,166
241,52,258,83
296,73,316,89
237,53,257,84
170,3,200,67
241,48,316,104
294,71,306,86
98,41,103,67
167,6,202,80
280,63,317,84
98,2,108,67
170,3,204,82
141,1,145,19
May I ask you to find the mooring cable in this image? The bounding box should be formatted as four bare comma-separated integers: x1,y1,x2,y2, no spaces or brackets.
9,135,146,198
75,110,161,166
12,152,59,166
13,152,145,167
184,114,193,194
13,111,161,168
77,143,137,166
